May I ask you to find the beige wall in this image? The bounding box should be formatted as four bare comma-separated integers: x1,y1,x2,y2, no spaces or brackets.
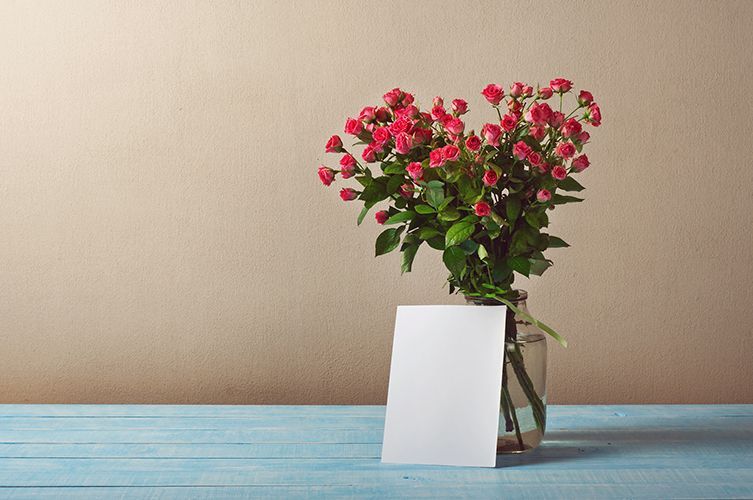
1,0,752,405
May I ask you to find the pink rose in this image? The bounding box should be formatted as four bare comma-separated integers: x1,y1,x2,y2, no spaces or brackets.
413,128,433,145
538,162,552,174
383,88,402,107
452,99,468,115
433,96,444,107
586,103,602,127
340,154,356,168
538,87,553,99
523,85,534,97
444,117,465,135
318,166,335,186
549,78,573,93
529,125,547,141
442,144,460,161
527,151,543,167
372,126,391,146
577,131,590,144
359,106,376,123
375,107,390,123
361,145,377,163
501,113,517,132
513,140,532,160
525,103,550,126
561,118,583,138
402,92,415,106
549,111,565,129
395,132,413,155
555,142,576,159
481,83,504,105
465,134,482,151
398,105,419,119
551,165,567,180
429,148,445,168
340,163,355,179
572,154,590,172
375,210,389,225
339,187,358,201
578,90,594,106
482,123,502,146
399,183,413,198
406,161,423,180
508,99,523,114
536,189,552,202
325,135,343,153
510,81,525,98
344,117,363,136
389,117,412,136
474,201,492,217
431,105,447,121
483,170,498,186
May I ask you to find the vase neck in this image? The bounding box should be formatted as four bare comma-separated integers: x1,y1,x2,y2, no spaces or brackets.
464,290,528,307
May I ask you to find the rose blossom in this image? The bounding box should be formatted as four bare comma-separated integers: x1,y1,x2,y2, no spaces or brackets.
398,183,413,198
431,105,447,121
561,118,583,138
501,113,517,132
527,151,543,167
474,201,492,217
398,105,419,119
444,117,465,135
372,126,391,146
578,90,594,106
525,103,549,125
375,107,390,122
482,123,502,146
465,134,482,151
549,78,573,93
339,187,358,201
483,170,498,186
340,163,355,179
406,161,423,180
389,116,412,136
555,142,576,159
536,189,552,202
510,81,525,98
481,83,504,105
538,87,553,99
577,130,590,144
361,145,377,163
538,162,552,174
318,166,335,186
442,144,460,161
402,92,414,106
344,117,363,136
508,99,523,114
586,103,602,127
529,125,547,141
359,106,376,123
429,148,445,168
413,127,432,145
513,140,532,160
572,154,590,172
452,99,468,115
325,135,343,153
433,96,444,107
549,111,565,129
395,132,413,154
551,165,568,180
375,210,389,225
340,154,356,168
383,88,402,107
523,85,534,97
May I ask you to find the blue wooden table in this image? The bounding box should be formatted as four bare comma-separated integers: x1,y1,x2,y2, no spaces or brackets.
0,405,751,498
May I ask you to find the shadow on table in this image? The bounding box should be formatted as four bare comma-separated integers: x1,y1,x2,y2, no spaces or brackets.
495,427,753,468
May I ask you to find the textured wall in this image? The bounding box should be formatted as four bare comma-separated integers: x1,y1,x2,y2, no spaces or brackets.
1,0,752,404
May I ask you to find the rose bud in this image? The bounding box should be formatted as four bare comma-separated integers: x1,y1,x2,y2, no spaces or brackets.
344,117,363,136
406,161,423,181
340,163,355,179
578,90,594,106
413,127,433,145
549,111,565,129
555,142,576,159
383,88,402,107
561,118,583,138
444,117,465,135
536,189,552,202
586,103,602,127
538,87,553,99
318,166,335,186
577,131,591,144
359,106,377,123
375,210,389,225
375,107,390,123
442,144,460,161
529,125,547,141
465,134,482,151
452,99,469,115
339,187,358,201
483,170,499,186
551,165,568,180
474,201,492,217
429,148,445,168
510,81,525,98
501,113,517,132
527,151,543,167
513,140,532,160
372,126,390,146
431,105,447,121
572,154,590,172
433,96,444,107
523,85,534,97
398,183,413,198
395,132,413,155
482,123,502,146
325,135,343,153
481,83,504,105
549,78,573,93
361,145,377,163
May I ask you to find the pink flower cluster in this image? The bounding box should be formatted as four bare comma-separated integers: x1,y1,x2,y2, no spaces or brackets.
318,79,601,224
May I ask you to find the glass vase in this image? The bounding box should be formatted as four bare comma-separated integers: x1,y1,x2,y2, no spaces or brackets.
466,291,547,453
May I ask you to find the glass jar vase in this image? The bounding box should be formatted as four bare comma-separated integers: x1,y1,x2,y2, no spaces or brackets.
465,291,547,453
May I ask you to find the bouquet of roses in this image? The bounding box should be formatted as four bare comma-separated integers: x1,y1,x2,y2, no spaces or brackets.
318,79,601,345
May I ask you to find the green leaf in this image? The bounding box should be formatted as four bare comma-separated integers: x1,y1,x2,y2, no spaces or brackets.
438,206,460,222
357,201,376,226
359,179,388,203
495,297,568,348
558,177,585,192
507,256,531,277
386,174,405,194
383,163,405,175
426,181,445,208
442,246,466,277
418,227,441,240
547,236,570,248
506,196,521,222
385,210,415,225
529,258,552,276
415,204,436,214
426,236,445,250
459,239,479,255
524,210,549,229
445,221,475,248
477,244,489,260
438,196,455,211
400,238,421,274
552,194,584,205
456,176,482,203
375,227,403,256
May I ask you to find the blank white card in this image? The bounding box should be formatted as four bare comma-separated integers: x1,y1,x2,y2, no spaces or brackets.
381,305,506,467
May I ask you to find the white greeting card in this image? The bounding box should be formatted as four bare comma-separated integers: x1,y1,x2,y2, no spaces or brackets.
381,305,506,467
